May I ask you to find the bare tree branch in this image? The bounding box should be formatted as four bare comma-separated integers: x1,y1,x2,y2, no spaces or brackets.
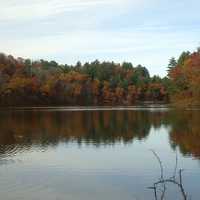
172,149,178,180
150,149,164,180
149,150,188,200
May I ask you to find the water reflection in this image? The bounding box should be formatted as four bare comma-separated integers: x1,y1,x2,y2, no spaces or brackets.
168,110,200,159
0,109,199,159
0,108,200,200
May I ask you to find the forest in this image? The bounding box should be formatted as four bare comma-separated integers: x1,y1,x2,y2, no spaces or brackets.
168,48,200,106
0,48,199,106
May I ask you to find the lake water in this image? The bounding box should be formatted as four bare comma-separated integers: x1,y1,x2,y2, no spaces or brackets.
0,107,199,200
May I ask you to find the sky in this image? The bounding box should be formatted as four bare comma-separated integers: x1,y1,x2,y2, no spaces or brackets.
0,0,200,77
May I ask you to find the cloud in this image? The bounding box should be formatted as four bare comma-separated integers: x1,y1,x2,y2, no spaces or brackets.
0,0,146,22
2,27,198,61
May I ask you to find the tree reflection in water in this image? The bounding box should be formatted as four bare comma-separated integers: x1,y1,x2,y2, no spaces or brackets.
0,109,199,160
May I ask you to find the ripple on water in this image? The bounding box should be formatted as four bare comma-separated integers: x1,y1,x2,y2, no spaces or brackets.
0,144,32,158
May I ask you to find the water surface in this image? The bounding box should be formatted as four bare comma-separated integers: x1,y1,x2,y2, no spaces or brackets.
0,107,199,200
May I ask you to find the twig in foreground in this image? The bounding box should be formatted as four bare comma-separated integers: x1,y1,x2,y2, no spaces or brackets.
149,150,188,200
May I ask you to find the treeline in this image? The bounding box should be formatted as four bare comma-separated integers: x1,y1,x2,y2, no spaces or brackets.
167,48,200,106
0,53,168,106
0,48,199,106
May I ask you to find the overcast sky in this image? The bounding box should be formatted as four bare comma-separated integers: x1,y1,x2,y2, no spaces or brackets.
0,0,200,76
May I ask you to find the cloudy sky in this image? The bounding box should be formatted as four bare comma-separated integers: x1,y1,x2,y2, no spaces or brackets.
1,0,200,76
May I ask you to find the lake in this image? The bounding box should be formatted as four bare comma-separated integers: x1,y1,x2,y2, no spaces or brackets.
0,107,199,200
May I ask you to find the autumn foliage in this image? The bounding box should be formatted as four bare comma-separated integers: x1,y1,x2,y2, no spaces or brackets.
168,49,200,106
0,53,168,106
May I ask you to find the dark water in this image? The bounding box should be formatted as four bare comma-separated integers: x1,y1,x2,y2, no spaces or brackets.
0,107,200,200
